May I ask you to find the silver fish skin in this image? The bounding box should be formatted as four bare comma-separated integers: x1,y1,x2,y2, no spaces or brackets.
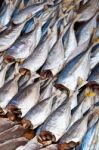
21,73,40,89
12,3,47,25
5,21,42,61
78,15,97,46
7,81,40,117
0,74,21,108
19,136,43,150
16,146,24,150
59,115,89,150
41,25,70,77
89,120,99,150
0,124,27,143
69,102,84,127
66,39,89,63
0,62,14,88
24,96,54,129
51,92,67,112
56,49,91,91
64,22,77,62
0,0,19,30
77,120,99,150
88,63,99,83
20,31,51,73
40,144,58,150
78,0,98,22
40,82,53,101
0,137,28,150
0,118,17,133
90,43,99,69
0,22,25,52
38,99,71,145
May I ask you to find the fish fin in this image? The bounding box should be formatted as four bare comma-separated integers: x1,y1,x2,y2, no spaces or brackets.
85,88,96,97
77,77,88,88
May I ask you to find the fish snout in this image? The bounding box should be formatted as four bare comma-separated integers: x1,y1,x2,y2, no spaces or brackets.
6,104,22,121
40,70,53,80
21,119,33,129
37,131,56,146
58,141,79,150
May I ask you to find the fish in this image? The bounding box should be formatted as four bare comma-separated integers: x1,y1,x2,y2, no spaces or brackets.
40,144,58,150
77,120,99,150
37,99,71,146
0,22,25,52
18,136,43,150
7,80,40,118
5,20,42,62
0,73,23,108
0,124,28,143
22,96,54,129
89,120,99,150
40,24,70,78
56,47,91,92
51,92,67,112
12,2,49,25
90,43,99,69
20,29,51,73
0,118,17,133
58,114,89,150
0,61,15,88
0,137,28,150
21,73,40,89
78,0,98,22
0,0,19,31
88,63,99,83
64,20,77,62
78,15,97,46
40,81,53,100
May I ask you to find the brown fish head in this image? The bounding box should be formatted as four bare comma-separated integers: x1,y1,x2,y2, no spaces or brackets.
58,141,79,150
38,131,56,146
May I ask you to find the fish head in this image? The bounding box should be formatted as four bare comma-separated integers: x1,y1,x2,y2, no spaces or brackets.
38,131,56,146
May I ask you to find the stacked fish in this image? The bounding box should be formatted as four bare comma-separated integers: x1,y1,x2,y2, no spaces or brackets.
0,0,99,149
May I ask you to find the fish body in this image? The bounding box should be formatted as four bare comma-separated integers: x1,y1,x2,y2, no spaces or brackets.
0,125,27,143
56,50,90,91
12,3,46,24
5,21,42,61
59,115,89,150
7,81,40,117
20,31,51,73
41,25,70,77
90,43,99,69
38,99,71,145
0,74,21,108
24,96,54,129
0,137,28,150
0,22,25,52
77,120,99,150
88,63,99,83
0,0,19,30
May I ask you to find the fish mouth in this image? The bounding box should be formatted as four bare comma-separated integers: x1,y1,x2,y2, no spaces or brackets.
37,131,56,146
4,55,16,63
19,68,31,76
58,141,79,150
40,70,53,79
54,84,70,96
6,104,22,121
21,119,33,129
